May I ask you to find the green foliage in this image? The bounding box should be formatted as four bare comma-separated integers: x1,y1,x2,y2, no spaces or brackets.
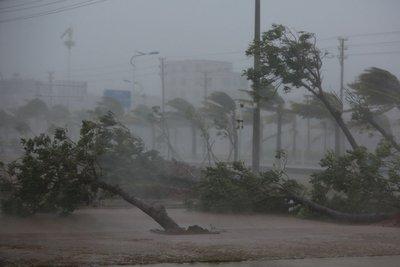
1,130,95,216
196,161,304,213
291,93,341,121
310,142,400,213
203,92,237,140
245,24,327,93
348,69,398,136
0,113,195,216
349,67,400,109
92,97,125,119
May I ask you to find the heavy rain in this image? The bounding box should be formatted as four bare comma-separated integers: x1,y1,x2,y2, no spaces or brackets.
0,1,400,266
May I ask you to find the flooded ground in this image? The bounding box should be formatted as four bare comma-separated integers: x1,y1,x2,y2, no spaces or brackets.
147,256,400,267
1,208,400,266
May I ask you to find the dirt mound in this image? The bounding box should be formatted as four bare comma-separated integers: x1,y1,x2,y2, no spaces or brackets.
379,214,400,227
151,225,220,235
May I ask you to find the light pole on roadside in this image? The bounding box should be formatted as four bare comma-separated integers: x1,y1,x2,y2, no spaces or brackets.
130,50,159,108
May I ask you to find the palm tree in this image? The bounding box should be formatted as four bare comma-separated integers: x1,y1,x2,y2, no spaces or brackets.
350,67,400,110
203,91,239,161
349,68,400,151
167,98,216,164
264,107,297,155
291,93,342,156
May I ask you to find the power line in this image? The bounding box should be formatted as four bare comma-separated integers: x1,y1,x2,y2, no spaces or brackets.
0,0,44,11
347,50,400,56
321,40,400,52
319,30,400,42
349,30,400,38
347,40,400,47
0,0,69,14
0,0,109,24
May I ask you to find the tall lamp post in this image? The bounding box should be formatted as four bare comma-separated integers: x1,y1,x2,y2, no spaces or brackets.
130,50,159,108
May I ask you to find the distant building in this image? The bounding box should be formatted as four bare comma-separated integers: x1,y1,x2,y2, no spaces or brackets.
164,60,248,106
0,77,89,110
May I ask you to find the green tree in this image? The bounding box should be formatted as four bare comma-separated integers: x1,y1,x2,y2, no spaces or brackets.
292,93,342,155
0,113,185,232
131,105,159,150
246,24,358,151
203,92,239,161
349,67,400,110
349,68,400,151
167,98,216,164
92,96,125,119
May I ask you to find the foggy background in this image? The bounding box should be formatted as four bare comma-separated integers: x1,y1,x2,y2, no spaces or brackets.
1,0,399,97
1,0,400,166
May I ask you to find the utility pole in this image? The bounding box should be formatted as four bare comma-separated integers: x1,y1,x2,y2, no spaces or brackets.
130,51,159,109
159,57,170,159
336,37,348,156
159,57,166,116
338,37,347,103
252,0,261,172
47,71,54,106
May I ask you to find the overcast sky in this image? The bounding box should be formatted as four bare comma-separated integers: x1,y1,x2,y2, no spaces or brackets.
1,0,399,99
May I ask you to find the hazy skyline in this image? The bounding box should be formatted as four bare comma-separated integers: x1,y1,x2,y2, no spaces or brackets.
1,0,400,97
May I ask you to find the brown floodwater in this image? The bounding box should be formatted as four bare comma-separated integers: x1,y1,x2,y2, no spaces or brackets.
1,208,400,265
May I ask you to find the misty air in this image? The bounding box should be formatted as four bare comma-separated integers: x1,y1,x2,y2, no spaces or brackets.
0,1,400,266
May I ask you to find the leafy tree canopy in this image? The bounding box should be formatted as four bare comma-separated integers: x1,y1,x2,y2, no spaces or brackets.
349,67,400,110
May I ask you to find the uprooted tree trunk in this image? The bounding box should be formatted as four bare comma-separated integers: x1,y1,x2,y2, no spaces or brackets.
94,180,183,233
317,92,359,151
289,194,390,223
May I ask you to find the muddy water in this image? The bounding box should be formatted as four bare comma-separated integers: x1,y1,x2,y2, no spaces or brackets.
147,256,400,267
1,208,400,265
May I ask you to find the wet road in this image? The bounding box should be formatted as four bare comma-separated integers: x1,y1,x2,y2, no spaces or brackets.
1,208,400,265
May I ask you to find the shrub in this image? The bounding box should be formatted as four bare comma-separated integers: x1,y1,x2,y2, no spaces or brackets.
196,160,304,213
310,141,400,214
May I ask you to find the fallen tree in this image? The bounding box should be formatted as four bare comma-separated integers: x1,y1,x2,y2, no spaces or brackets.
288,195,390,223
195,150,399,222
0,113,210,234
94,180,182,232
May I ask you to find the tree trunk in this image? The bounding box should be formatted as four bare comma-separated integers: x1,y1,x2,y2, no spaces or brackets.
252,103,261,172
232,114,239,161
306,117,311,154
276,107,283,152
323,121,328,152
94,180,183,233
291,116,297,159
191,123,197,159
151,125,156,150
290,195,390,223
334,123,341,156
318,92,359,150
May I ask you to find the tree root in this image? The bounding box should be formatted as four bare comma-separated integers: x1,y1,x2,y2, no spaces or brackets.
151,225,220,235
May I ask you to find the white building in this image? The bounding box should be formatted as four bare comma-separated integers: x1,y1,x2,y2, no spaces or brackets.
164,60,248,106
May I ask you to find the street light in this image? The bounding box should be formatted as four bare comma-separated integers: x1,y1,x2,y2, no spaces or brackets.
129,50,159,108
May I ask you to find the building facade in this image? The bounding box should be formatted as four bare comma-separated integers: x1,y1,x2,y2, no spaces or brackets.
164,60,248,106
